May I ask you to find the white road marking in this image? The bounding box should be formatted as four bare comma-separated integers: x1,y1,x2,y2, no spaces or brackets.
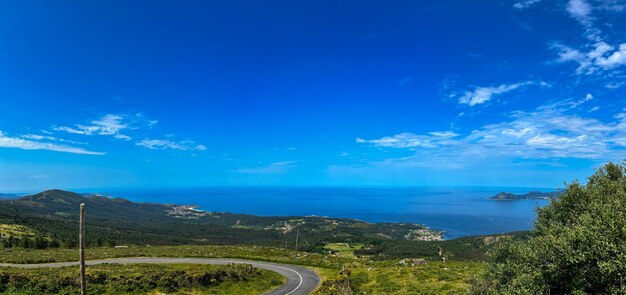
255,262,304,295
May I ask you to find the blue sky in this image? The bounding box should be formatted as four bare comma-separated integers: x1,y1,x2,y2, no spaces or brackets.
1,0,626,192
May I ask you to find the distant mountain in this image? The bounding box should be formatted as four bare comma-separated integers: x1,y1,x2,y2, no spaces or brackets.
0,189,442,249
491,191,562,200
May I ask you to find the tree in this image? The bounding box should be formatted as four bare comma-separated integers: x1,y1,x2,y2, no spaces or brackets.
106,239,116,248
64,239,77,249
34,236,48,249
1,238,12,248
473,162,626,294
48,239,60,248
20,237,32,249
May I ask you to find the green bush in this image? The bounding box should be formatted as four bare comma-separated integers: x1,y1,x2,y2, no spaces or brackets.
474,162,626,294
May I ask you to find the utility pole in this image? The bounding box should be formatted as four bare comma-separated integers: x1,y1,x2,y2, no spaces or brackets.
79,203,86,295
295,229,299,252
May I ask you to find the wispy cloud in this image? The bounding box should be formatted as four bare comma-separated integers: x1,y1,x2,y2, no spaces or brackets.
554,41,626,74
453,81,548,106
136,139,206,151
0,131,104,155
567,0,593,25
53,113,156,141
54,114,134,140
48,112,204,154
356,131,459,149
513,0,540,10
550,0,626,77
358,94,626,167
233,161,298,174
21,134,86,145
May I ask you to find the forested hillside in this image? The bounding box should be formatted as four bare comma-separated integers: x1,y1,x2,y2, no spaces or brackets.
0,190,442,251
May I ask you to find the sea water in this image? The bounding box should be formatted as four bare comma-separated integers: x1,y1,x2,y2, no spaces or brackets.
97,186,552,239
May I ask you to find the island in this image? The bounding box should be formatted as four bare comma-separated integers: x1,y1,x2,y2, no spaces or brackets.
491,191,562,200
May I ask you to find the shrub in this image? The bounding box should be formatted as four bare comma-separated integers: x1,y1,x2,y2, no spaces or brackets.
473,162,626,294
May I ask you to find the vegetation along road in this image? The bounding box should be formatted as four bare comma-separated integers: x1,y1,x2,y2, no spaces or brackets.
0,257,321,295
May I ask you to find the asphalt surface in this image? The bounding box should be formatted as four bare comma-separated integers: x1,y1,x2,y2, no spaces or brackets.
0,257,321,295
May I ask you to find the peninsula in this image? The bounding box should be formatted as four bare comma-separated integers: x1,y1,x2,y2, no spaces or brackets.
491,191,561,200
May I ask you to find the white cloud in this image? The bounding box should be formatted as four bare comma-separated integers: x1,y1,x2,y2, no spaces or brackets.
501,127,532,138
52,113,206,153
567,0,592,23
358,97,626,162
21,134,51,140
0,131,104,155
54,126,90,135
565,0,604,41
568,93,594,108
136,139,206,151
53,113,150,139
597,0,626,12
595,44,626,68
21,134,86,145
456,81,547,106
513,0,540,9
356,131,459,149
114,134,132,141
233,161,297,174
552,0,626,75
554,42,626,74
606,81,625,89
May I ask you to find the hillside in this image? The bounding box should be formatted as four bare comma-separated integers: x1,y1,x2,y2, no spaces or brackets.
0,189,442,250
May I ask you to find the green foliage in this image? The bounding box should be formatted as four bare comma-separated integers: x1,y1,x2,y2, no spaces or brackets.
312,270,353,295
474,162,626,294
355,231,530,261
0,263,282,294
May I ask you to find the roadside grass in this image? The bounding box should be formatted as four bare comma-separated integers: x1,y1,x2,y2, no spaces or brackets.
0,263,283,294
0,245,483,294
349,260,484,294
0,245,352,267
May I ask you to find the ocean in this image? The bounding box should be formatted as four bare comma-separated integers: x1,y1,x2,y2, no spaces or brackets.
96,186,552,239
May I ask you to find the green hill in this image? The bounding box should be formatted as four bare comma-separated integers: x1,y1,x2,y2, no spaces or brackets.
0,189,442,250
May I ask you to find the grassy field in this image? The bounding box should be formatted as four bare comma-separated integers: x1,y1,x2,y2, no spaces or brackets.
0,245,352,267
0,245,484,294
0,263,283,294
324,243,363,258
349,260,484,294
0,224,36,238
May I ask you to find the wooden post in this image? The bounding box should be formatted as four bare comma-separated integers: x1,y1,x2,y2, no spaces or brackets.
79,203,86,295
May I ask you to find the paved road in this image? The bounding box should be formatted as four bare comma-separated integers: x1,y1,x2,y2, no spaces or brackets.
0,257,320,295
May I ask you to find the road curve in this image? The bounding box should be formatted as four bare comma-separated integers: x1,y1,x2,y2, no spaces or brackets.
0,257,321,295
